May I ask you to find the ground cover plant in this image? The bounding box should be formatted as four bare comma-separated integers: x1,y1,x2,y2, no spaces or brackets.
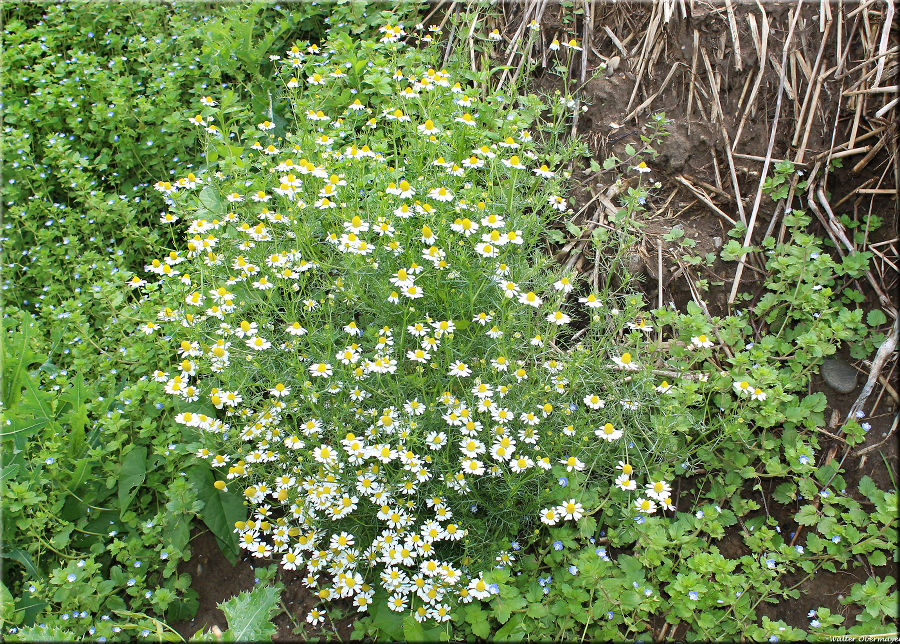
0,2,413,640
2,1,897,642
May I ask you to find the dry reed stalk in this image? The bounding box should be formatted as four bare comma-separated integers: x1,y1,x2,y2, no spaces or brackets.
625,3,662,112
791,18,832,150
686,29,700,135
702,46,747,226
674,175,737,226
729,0,804,305
724,0,741,70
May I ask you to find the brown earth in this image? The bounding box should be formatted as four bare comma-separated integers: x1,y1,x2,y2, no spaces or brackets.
172,528,355,641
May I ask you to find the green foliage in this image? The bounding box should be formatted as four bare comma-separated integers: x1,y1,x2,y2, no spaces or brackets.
762,160,807,201
1,1,418,639
193,583,284,642
2,1,895,641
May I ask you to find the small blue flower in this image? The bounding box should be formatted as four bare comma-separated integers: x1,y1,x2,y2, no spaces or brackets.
832,535,841,544
489,584,500,594
820,490,829,499
44,457,54,465
67,573,76,582
607,611,614,620
142,629,150,637
861,422,871,431
510,541,520,551
470,504,478,513
807,610,817,618
795,545,804,554
553,540,563,551
855,410,865,418
798,455,810,465
568,565,578,575
810,620,820,628
689,591,699,601
558,477,568,487
766,558,776,569
644,588,652,596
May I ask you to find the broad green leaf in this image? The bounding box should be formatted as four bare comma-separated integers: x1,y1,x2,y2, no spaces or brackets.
66,403,88,456
402,614,425,642
866,309,887,327
858,475,879,503
187,465,245,562
795,505,820,526
1,547,40,580
495,612,524,641
198,184,224,217
466,604,491,639
117,445,147,518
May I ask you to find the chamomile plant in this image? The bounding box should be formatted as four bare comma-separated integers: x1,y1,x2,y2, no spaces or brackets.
136,22,677,624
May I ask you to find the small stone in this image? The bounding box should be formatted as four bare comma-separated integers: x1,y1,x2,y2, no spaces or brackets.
713,236,723,249
605,55,621,76
625,253,644,276
820,358,858,394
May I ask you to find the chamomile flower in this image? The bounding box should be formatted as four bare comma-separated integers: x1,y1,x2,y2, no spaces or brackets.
646,480,671,501
546,311,571,325
655,381,674,394
595,423,622,441
733,380,753,397
583,394,605,409
611,352,639,371
539,507,560,526
558,499,584,520
689,334,715,349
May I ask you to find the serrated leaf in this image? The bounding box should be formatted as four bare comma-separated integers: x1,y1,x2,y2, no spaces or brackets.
795,505,819,526
402,614,425,642
866,309,887,327
579,515,597,538
858,475,879,503
466,604,491,639
219,584,282,641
